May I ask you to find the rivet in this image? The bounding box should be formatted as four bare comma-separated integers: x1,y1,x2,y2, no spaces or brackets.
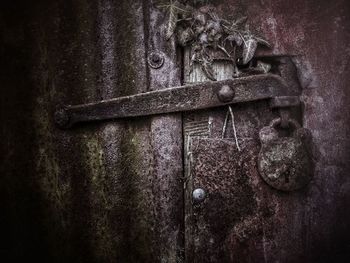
148,51,165,69
217,85,235,103
193,188,206,203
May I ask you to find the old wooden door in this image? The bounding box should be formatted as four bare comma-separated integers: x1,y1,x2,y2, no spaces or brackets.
1,0,349,263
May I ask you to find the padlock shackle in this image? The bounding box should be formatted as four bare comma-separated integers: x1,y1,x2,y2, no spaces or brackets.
269,118,301,131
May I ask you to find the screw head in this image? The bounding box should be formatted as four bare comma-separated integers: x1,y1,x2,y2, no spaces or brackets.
148,51,164,69
217,85,235,102
193,188,206,203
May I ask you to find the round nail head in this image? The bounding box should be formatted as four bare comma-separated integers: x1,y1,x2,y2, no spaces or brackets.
218,85,235,102
193,188,206,202
148,51,165,69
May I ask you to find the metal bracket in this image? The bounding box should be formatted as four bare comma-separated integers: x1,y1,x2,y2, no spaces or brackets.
270,96,301,128
270,96,300,108
55,74,299,129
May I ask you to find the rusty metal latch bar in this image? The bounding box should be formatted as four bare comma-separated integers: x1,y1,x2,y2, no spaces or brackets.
54,74,299,128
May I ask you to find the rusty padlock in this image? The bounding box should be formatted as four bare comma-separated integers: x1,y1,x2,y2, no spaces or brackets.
258,118,314,191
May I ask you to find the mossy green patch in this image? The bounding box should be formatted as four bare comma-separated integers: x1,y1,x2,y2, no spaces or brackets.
81,132,116,261
33,26,70,231
109,123,157,262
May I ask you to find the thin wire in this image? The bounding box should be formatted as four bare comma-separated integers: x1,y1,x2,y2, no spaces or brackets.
221,110,230,139
228,106,241,152
184,135,193,189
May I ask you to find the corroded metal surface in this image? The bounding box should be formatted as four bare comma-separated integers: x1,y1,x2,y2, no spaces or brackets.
258,118,314,191
0,0,183,262
270,96,300,108
0,0,349,262
147,50,165,69
55,74,292,128
213,0,350,262
187,138,259,262
183,99,281,262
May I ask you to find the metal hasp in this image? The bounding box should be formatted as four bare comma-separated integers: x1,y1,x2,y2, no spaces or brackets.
54,74,299,128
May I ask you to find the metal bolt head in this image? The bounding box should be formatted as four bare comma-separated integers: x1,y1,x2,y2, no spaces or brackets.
217,85,235,102
148,51,164,69
193,188,206,203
